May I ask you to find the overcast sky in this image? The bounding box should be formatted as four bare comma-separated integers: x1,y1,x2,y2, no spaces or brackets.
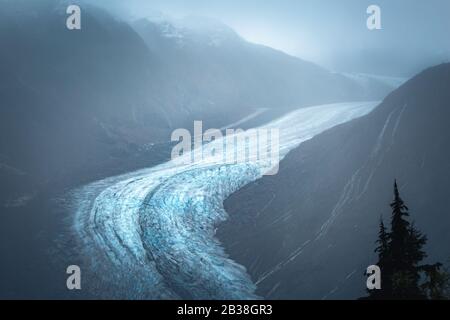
89,0,450,76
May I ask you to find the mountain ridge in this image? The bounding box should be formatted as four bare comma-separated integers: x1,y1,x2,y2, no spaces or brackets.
219,63,450,299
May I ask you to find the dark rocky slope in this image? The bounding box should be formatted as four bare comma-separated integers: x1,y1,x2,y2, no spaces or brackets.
220,63,450,299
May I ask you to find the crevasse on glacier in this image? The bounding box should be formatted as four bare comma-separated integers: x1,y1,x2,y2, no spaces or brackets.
72,101,378,299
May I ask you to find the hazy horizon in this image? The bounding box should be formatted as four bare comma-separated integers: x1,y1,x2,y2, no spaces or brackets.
87,0,450,77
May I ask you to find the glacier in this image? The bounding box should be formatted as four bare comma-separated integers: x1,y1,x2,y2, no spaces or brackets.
71,101,379,299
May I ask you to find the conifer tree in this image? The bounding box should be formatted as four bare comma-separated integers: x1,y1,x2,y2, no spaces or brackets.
365,180,449,300
389,182,427,299
368,218,391,299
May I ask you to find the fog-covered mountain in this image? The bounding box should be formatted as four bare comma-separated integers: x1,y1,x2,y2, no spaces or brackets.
133,15,394,114
0,0,165,198
220,63,450,299
0,0,398,203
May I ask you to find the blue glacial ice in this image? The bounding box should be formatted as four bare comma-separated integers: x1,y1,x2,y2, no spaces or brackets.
71,101,378,299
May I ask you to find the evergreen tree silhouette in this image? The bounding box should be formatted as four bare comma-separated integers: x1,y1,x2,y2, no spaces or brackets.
367,218,391,299
375,219,389,268
390,182,427,299
365,180,449,300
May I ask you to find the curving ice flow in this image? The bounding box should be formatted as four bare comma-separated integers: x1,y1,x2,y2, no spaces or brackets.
72,101,379,299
